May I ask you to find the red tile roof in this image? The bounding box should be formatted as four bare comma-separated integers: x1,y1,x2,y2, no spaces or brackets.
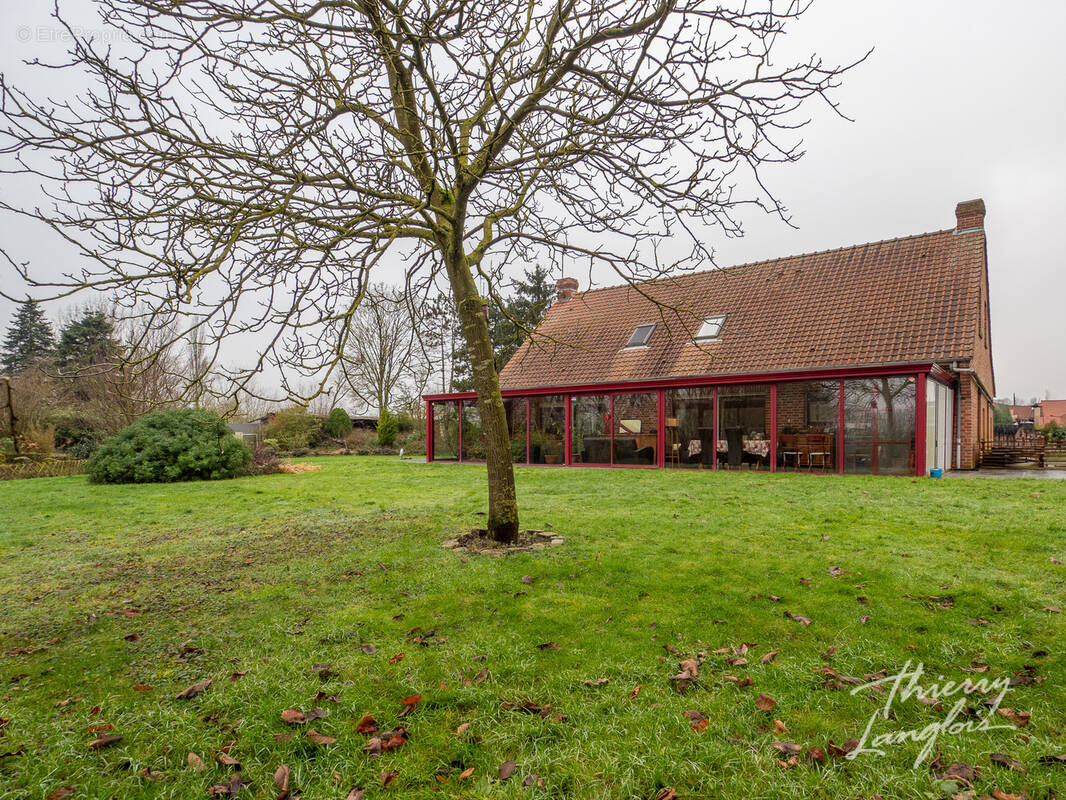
1009,405,1035,422
500,224,988,390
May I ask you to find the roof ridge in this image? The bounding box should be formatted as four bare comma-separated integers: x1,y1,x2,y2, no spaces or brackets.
569,227,957,298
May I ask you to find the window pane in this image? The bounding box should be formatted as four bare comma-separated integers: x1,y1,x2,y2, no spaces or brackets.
571,394,611,465
461,399,484,461
776,380,839,472
506,397,528,464
844,377,915,475
664,387,715,469
613,393,658,464
529,394,565,464
717,384,770,470
432,401,459,461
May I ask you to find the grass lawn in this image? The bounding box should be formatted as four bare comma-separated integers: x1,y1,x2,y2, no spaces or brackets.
1,458,1064,799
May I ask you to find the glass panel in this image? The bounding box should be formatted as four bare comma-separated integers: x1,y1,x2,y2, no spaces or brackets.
461,399,485,461
717,384,770,470
432,401,460,461
506,398,528,464
844,377,916,475
664,387,715,469
571,394,611,465
776,380,840,473
926,383,937,473
529,395,565,464
612,393,658,465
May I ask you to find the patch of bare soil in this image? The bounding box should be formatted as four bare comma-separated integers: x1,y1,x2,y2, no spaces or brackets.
443,529,564,556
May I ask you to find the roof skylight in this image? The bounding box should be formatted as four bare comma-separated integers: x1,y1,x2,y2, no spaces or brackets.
694,315,727,341
624,323,656,349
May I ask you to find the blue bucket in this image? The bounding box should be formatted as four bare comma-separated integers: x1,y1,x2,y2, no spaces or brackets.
929,468,943,478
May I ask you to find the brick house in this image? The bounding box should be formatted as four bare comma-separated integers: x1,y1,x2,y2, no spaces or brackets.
425,200,996,474
1034,400,1066,428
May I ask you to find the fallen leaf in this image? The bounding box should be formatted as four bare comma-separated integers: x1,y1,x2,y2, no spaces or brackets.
1051,557,1063,565
87,734,123,750
88,724,113,733
760,649,779,664
216,752,241,769
499,760,516,780
583,677,609,687
381,769,398,786
1038,753,1066,764
356,714,377,734
280,709,306,725
991,790,1023,800
388,653,405,663
133,684,152,692
756,694,777,711
306,728,336,745
521,575,533,584
345,789,365,800
785,611,812,625
272,733,295,743
455,722,470,736
821,646,836,660
806,746,826,763
939,761,976,785
45,787,75,800
860,615,870,624
989,752,1026,772
187,752,205,771
274,764,291,798
230,670,248,682
536,642,560,650
208,773,248,797
827,739,858,758
771,741,802,756
364,727,409,754
360,644,377,655
997,708,1031,728
654,789,676,800
175,679,211,700
828,566,845,577
312,663,336,679
773,719,788,733
628,685,642,699
458,766,475,780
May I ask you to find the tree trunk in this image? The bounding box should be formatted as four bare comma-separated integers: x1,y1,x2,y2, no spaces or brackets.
443,248,520,544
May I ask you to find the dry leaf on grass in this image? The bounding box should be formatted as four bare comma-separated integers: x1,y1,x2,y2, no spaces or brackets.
356,714,377,734
306,728,336,745
499,760,516,780
997,708,1031,727
273,764,290,798
760,649,779,664
175,679,211,700
756,694,776,711
87,734,123,750
280,709,306,724
187,752,205,771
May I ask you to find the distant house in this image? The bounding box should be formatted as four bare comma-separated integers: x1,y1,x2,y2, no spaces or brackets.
1008,405,1036,426
227,415,272,449
424,200,996,474
1034,400,1066,428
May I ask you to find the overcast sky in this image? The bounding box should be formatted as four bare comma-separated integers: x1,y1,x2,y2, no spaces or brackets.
1,1,1064,401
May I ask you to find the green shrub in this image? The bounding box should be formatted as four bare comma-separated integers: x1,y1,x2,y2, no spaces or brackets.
323,408,353,438
86,409,251,484
395,411,416,433
377,409,398,447
49,408,106,454
264,407,321,451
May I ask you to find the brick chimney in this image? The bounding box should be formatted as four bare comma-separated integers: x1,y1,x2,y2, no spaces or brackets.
955,198,985,232
555,277,579,303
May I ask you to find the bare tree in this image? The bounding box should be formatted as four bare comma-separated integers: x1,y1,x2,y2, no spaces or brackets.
0,0,859,541
336,285,419,417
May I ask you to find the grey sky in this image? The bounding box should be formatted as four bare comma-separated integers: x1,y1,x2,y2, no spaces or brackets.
1,1,1063,401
